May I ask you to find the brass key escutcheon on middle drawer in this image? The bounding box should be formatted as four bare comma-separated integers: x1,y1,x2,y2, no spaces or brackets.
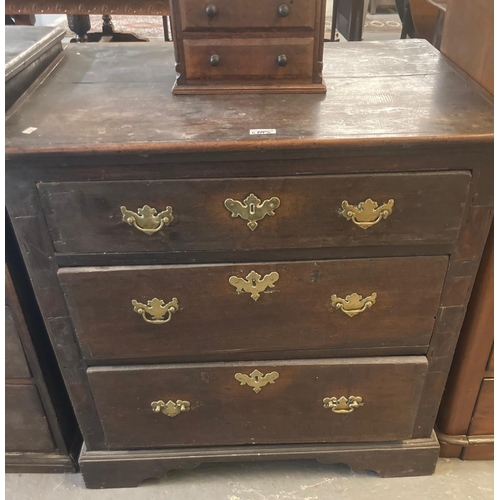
224,193,280,231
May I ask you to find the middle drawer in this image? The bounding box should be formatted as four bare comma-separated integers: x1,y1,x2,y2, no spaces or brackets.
59,256,447,363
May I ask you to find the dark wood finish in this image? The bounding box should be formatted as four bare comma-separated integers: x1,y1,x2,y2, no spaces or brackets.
5,305,31,379
80,435,440,488
179,0,317,31
4,41,493,486
461,444,494,460
59,257,447,363
170,0,326,93
468,379,493,436
440,0,493,94
5,384,55,452
5,26,65,111
38,173,470,255
5,230,80,472
88,358,428,449
436,227,494,459
434,0,493,461
183,38,315,81
5,43,493,154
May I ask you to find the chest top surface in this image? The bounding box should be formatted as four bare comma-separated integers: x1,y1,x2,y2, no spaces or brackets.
5,39,493,158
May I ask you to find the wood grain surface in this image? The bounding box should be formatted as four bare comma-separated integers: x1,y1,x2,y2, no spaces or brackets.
5,41,493,156
88,357,428,449
38,172,470,255
59,257,447,362
179,0,317,31
5,384,55,452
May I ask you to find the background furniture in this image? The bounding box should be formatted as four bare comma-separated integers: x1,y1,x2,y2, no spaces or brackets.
5,0,171,41
6,223,81,472
5,39,493,488
5,25,65,110
5,23,81,474
435,0,493,460
169,0,327,94
332,0,366,41
369,0,395,15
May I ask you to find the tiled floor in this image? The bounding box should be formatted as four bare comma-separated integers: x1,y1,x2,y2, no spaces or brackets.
5,458,494,499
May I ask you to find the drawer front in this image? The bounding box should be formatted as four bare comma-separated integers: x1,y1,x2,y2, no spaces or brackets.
183,38,314,81
59,256,447,362
38,172,470,255
5,384,55,452
88,357,428,449
179,0,318,30
5,306,31,379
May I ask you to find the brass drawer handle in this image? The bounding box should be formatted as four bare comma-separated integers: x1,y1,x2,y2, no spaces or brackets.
235,369,279,393
340,198,394,229
331,292,377,317
224,193,280,231
229,270,279,301
323,396,364,413
151,399,190,417
132,297,179,324
121,205,173,235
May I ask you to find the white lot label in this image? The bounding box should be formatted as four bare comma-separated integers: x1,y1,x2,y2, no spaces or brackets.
249,129,277,135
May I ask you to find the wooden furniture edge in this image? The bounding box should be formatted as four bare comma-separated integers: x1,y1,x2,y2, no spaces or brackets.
79,433,440,488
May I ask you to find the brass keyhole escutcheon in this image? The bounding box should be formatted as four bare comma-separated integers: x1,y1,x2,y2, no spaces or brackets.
234,370,279,393
229,270,279,301
224,193,280,231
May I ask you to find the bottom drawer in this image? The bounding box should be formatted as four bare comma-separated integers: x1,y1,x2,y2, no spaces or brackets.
183,38,315,81
88,357,427,449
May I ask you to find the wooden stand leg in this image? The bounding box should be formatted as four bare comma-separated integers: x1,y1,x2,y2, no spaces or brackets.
67,15,91,43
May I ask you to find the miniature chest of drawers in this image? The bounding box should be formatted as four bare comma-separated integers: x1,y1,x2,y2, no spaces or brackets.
5,40,493,488
169,0,327,93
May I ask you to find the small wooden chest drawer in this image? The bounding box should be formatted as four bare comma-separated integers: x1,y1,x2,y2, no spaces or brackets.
38,172,470,255
58,256,447,362
184,38,314,81
88,357,428,449
179,0,318,31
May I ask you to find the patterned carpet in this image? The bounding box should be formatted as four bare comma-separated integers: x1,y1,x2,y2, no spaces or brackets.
57,5,401,41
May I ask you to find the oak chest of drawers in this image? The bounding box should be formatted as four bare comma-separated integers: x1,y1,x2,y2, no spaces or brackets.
5,40,493,488
169,0,327,93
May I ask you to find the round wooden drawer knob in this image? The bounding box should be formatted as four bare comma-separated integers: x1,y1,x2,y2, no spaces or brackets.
206,4,217,17
277,54,288,67
210,54,220,67
278,4,290,17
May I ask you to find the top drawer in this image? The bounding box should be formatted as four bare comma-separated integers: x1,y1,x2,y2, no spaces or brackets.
37,172,470,256
178,0,318,31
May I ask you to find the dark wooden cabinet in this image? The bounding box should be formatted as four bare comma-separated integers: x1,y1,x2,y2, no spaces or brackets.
5,40,493,488
169,0,327,93
5,240,81,472
435,0,493,460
